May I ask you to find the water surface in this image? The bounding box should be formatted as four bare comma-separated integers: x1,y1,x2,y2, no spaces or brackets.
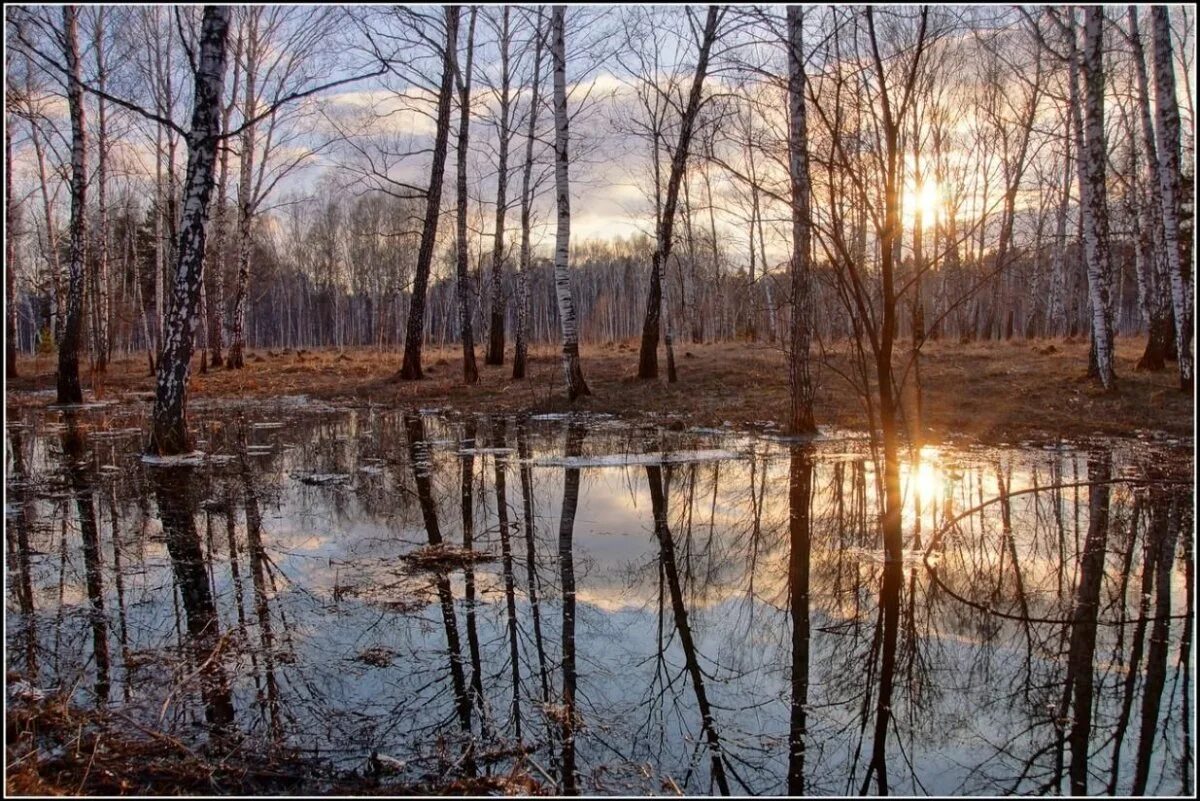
4,400,1193,795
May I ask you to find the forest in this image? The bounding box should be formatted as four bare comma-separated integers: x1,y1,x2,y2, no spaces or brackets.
3,4,1196,798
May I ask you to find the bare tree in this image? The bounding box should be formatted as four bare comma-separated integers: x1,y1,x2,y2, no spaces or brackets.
1079,7,1116,389
149,6,232,453
1151,6,1194,393
90,7,110,371
551,5,589,400
787,7,816,434
485,6,514,366
454,7,479,384
398,8,459,380
5,51,20,379
512,8,545,380
57,4,87,404
635,6,723,380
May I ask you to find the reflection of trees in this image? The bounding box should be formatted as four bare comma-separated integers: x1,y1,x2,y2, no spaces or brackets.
403,413,475,775
61,414,110,704
1132,484,1181,794
239,434,284,742
646,462,732,795
787,447,813,795
493,420,523,742
11,407,1195,795
8,427,39,678
458,419,490,736
558,422,585,795
150,464,235,733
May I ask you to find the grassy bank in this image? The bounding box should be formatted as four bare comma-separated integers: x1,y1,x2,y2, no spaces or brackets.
6,337,1192,443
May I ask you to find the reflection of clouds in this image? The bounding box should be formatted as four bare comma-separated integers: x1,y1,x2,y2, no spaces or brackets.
11,404,1193,794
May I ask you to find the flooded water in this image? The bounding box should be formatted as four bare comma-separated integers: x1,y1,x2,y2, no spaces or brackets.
4,399,1194,795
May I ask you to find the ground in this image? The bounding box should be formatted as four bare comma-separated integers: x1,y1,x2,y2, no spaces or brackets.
5,337,1193,443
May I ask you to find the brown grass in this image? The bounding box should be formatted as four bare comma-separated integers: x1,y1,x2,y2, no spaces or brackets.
5,678,548,796
6,337,1192,443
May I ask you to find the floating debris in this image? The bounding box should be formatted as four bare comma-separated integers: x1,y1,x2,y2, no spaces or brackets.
353,646,398,668
290,472,352,486
528,449,740,468
141,451,207,466
401,544,493,572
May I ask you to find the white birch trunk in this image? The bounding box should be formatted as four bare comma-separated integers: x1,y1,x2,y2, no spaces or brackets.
150,7,231,454
57,5,87,404
1151,6,1193,392
512,8,544,380
787,7,816,434
551,5,589,399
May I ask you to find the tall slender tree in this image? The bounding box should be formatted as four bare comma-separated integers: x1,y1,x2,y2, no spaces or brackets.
1151,6,1193,393
398,7,459,380
149,6,232,454
454,7,479,384
551,5,589,400
57,5,87,404
787,6,816,434
636,6,722,380
485,6,514,366
512,8,545,380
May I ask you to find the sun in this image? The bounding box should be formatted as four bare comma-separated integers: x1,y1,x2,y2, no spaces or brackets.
904,179,941,229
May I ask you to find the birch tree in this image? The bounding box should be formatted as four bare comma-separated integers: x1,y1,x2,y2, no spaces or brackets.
227,8,339,369
1079,7,1116,390
149,6,231,454
1151,6,1194,393
5,61,19,379
90,7,110,371
551,5,590,400
485,6,514,366
635,5,723,380
1128,7,1175,371
57,4,87,404
512,8,545,380
787,7,816,434
454,7,479,383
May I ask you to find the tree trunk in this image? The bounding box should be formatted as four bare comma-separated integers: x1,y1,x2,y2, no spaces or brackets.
637,6,721,379
398,7,458,381
1129,8,1174,372
5,97,18,378
228,12,260,370
455,8,479,383
208,32,241,368
512,9,544,380
57,5,87,405
92,8,110,371
1077,8,1116,389
787,7,816,435
551,5,589,400
1151,7,1194,393
148,6,231,455
486,7,513,366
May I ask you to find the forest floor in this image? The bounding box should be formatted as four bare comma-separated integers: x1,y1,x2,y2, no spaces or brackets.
6,336,1193,444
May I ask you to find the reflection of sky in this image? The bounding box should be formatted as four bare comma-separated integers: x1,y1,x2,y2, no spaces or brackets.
5,403,1194,796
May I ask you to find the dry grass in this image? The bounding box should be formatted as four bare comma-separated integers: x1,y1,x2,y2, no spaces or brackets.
7,336,1192,443
5,678,548,796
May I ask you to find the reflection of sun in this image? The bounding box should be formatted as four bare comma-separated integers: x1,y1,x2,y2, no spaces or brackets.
913,445,941,499
905,179,941,229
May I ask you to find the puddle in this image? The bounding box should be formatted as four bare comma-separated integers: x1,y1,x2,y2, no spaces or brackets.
3,402,1193,796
